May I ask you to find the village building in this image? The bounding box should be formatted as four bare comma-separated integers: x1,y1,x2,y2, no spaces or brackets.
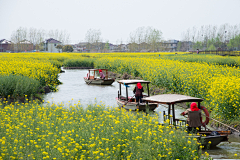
0,39,12,52
44,38,62,52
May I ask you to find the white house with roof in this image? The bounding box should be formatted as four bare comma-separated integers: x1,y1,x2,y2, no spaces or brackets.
44,38,62,52
0,39,12,52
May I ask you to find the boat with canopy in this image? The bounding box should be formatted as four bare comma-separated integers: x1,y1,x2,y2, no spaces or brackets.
84,69,115,85
142,94,231,148
116,79,158,111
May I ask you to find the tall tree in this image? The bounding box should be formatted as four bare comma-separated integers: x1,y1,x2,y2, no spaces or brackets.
85,29,102,52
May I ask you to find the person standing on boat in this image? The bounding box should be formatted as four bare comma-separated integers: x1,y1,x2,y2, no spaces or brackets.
181,102,202,133
133,82,144,104
99,69,105,79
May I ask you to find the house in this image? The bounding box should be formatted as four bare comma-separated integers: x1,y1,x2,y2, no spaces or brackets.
44,38,62,53
76,42,89,52
162,40,179,52
0,39,12,52
178,41,193,51
19,39,34,52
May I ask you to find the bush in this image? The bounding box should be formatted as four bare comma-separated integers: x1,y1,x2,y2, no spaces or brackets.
0,74,40,98
63,59,94,67
62,45,73,52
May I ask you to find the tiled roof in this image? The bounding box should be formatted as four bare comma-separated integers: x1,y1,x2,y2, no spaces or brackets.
19,39,32,44
0,39,12,44
45,38,61,43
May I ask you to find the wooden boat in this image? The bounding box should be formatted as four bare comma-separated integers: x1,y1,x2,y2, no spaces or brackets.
84,69,115,85
142,94,231,148
116,79,158,111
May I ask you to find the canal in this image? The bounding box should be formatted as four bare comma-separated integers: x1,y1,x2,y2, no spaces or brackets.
43,68,240,159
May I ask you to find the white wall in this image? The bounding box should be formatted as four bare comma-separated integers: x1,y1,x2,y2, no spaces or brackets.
47,43,62,52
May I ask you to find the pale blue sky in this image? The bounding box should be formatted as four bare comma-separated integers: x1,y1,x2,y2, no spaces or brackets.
0,0,239,44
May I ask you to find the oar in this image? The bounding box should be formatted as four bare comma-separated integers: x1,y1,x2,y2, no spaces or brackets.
202,114,240,135
87,80,92,85
121,95,135,108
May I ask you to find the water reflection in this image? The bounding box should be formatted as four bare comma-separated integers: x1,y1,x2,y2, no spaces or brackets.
43,69,119,107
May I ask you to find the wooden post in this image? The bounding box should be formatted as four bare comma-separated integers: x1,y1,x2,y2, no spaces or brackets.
106,70,108,79
119,83,121,95
163,111,166,121
147,83,150,96
126,85,128,102
198,102,201,109
172,103,175,125
118,90,119,99
168,104,171,120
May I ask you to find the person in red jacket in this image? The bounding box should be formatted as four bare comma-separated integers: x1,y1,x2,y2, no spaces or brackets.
133,82,144,104
181,102,202,133
99,69,105,79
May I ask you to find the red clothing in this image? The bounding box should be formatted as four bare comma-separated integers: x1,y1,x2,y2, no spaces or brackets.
133,86,144,97
190,102,200,111
137,82,142,89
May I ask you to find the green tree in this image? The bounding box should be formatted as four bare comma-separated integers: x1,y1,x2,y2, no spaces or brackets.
193,41,203,50
207,44,216,51
56,44,63,53
177,41,182,51
103,41,110,52
228,34,240,51
62,45,73,52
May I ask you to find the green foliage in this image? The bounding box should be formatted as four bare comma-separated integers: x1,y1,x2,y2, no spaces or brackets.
0,74,40,98
63,59,94,67
228,34,240,50
206,44,216,51
56,44,63,49
193,41,203,50
177,41,182,51
62,45,73,52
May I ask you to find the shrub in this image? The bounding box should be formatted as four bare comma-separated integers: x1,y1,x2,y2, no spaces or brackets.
0,74,40,98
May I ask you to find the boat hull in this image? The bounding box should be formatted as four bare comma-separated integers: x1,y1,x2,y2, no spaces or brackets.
84,78,115,85
201,135,228,147
116,98,158,111
188,131,230,148
189,135,228,148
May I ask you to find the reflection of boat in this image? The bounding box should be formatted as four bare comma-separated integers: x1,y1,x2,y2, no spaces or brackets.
84,69,115,85
116,80,158,111
142,94,231,148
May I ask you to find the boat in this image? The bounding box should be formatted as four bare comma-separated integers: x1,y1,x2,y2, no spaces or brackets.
84,69,115,85
116,79,158,111
142,94,231,148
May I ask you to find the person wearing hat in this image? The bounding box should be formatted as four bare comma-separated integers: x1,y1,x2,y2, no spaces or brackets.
99,69,105,79
133,82,144,104
181,102,202,133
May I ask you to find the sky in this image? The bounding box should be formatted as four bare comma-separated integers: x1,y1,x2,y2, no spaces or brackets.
0,0,240,44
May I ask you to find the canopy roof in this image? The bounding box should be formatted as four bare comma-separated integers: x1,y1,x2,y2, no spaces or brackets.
88,69,108,71
117,79,150,85
142,94,204,104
